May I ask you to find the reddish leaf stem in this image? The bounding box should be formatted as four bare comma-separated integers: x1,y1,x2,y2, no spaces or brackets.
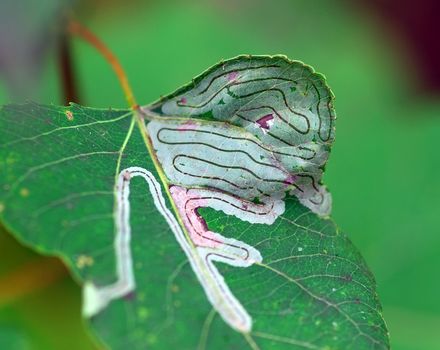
67,20,138,109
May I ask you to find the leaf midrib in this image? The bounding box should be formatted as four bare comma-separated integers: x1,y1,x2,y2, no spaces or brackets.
133,110,264,346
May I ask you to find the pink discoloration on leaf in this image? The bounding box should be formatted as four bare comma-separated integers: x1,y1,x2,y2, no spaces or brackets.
177,97,187,105
123,171,132,181
256,114,274,130
170,186,222,248
195,210,209,231
284,174,297,186
123,291,136,301
177,120,198,131
227,71,239,81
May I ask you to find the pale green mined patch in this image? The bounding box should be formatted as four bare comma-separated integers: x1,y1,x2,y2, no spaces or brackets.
0,56,389,349
144,56,335,216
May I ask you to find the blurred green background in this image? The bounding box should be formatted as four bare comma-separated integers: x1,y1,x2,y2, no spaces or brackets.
0,0,439,349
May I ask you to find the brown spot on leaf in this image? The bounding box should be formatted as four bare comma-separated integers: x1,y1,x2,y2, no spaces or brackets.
65,110,74,121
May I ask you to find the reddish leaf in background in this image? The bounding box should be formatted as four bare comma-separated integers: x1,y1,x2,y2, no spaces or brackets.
357,0,440,95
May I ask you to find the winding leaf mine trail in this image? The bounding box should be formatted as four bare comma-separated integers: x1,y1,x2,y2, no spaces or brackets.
0,37,389,347
84,56,338,335
83,166,284,332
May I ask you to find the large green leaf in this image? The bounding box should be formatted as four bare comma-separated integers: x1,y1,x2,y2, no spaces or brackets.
0,56,389,349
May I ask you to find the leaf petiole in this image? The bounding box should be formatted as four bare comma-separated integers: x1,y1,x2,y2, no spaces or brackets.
67,19,138,110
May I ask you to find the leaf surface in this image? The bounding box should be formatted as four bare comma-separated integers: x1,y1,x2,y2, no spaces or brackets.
0,56,389,349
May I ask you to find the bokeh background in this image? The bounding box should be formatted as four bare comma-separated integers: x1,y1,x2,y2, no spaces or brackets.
1,0,439,349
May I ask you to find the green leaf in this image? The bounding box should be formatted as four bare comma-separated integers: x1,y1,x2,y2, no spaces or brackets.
0,56,389,349
0,326,32,350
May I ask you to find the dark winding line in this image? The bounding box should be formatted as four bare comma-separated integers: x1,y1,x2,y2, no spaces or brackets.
179,71,334,143
197,64,281,95
293,173,325,205
234,112,316,158
183,199,250,260
188,195,275,216
227,87,310,134
176,78,310,133
171,165,264,194
156,126,313,161
240,104,314,141
310,83,334,142
157,128,281,169
235,113,297,148
309,192,324,206
296,173,319,192
173,154,291,185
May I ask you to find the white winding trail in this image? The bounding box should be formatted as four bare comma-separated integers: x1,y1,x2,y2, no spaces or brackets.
83,167,284,333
